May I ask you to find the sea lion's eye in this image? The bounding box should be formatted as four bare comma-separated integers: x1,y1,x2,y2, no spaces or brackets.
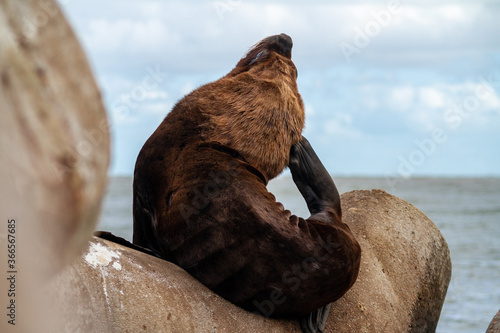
249,50,269,66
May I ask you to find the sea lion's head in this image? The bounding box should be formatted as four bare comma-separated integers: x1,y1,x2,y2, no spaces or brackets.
214,34,304,180
228,33,298,79
205,34,304,181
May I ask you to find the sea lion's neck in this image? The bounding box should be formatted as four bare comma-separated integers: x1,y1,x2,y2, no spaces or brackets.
207,56,305,181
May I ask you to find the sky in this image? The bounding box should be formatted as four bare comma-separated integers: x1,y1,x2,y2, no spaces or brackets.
58,0,500,177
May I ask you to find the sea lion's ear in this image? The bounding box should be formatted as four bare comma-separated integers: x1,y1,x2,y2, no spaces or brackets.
248,49,269,66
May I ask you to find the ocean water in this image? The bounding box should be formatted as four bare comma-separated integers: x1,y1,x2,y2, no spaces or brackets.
98,176,500,332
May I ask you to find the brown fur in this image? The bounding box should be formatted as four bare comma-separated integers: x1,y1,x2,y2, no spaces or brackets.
133,34,361,318
172,34,304,181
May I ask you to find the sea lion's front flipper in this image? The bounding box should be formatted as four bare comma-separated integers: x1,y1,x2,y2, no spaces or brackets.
299,303,331,333
289,136,341,221
290,137,341,332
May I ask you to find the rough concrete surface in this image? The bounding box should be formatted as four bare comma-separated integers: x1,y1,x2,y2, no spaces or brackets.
48,190,451,333
326,190,451,333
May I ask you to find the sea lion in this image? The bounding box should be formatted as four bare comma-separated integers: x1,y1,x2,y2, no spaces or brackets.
131,34,361,332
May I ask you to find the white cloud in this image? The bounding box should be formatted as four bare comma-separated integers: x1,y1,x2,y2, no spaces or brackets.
388,85,416,111
179,81,197,96
304,104,315,116
419,87,446,109
142,101,174,116
84,18,180,57
399,81,500,131
324,114,362,139
484,91,500,110
438,5,469,22
62,1,500,74
58,0,500,176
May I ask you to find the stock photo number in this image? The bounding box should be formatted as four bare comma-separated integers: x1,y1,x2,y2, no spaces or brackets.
6,218,17,325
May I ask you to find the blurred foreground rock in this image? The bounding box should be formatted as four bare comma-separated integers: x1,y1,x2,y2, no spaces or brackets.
49,190,451,333
0,0,109,331
0,0,109,277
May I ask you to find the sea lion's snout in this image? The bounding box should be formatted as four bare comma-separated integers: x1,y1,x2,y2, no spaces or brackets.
237,33,294,68
266,33,293,58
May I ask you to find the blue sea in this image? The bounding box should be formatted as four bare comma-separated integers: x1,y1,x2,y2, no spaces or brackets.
98,176,500,332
